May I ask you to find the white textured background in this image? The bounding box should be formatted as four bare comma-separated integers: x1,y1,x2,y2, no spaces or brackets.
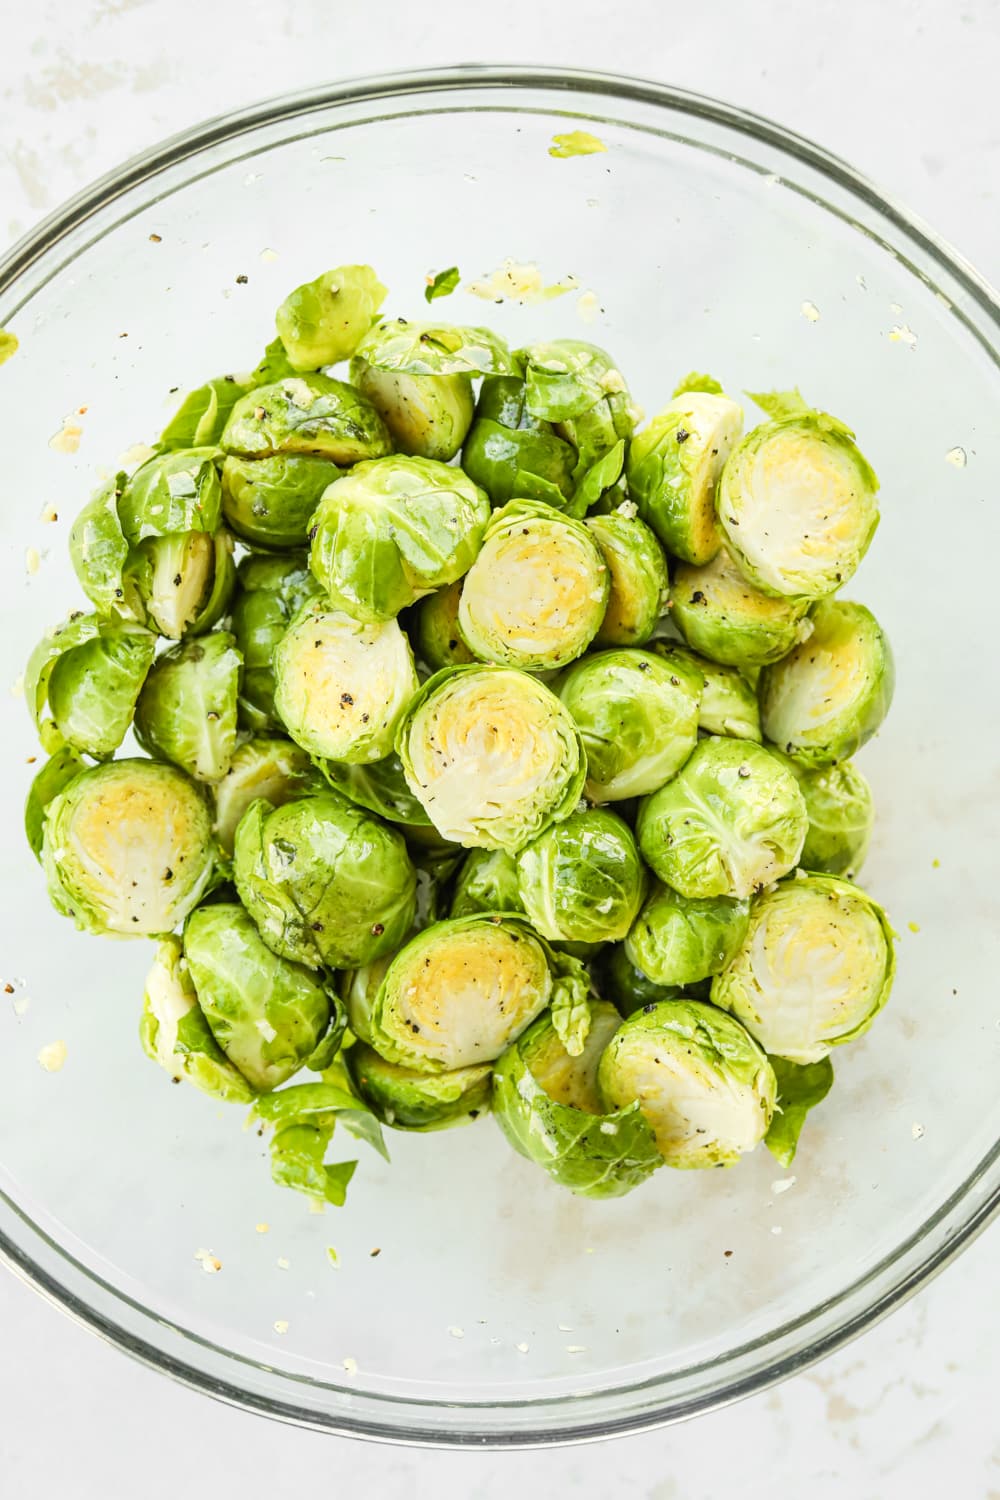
2,2,998,1495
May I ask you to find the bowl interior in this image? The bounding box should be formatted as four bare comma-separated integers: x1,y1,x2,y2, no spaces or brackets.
1,70,998,1445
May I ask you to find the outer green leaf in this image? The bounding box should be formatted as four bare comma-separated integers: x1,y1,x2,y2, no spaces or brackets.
160,377,250,449
68,476,131,616
268,1116,358,1206
568,438,625,518
354,318,515,377
24,744,87,860
139,936,255,1103
117,447,222,546
765,1056,835,1166
425,267,460,303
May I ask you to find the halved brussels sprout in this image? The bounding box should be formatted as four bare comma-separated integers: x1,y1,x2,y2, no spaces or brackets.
213,737,321,856
659,643,761,741
351,364,475,462
759,598,895,767
134,631,242,782
139,936,254,1102
586,512,670,647
396,665,587,853
711,873,895,1063
122,528,236,642
42,759,216,936
776,754,875,877
353,318,515,377
515,339,636,475
670,545,813,670
516,809,646,944
637,737,807,899
229,551,322,731
348,1043,492,1131
274,264,387,370
233,792,416,969
597,999,776,1168
117,446,223,545
627,387,743,563
221,375,392,463
412,581,477,671
25,613,155,759
308,456,490,622
24,742,87,861
493,1000,662,1198
457,499,608,670
316,751,435,835
450,847,524,917
183,903,335,1092
599,943,688,1016
557,648,701,802
624,882,750,987
273,598,418,762
159,376,251,450
221,453,340,549
459,375,577,508
717,389,880,598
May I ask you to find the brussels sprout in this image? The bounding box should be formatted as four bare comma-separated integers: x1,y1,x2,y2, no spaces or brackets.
348,1043,492,1131
597,1000,776,1168
274,264,387,370
775,755,875,877
365,914,586,1070
273,598,418,763
638,737,807,899
624,883,750,987
627,388,743,563
233,792,416,969
759,598,895,768
493,1000,662,1198
711,872,895,1063
134,631,242,782
221,375,392,464
159,376,251,450
41,759,216,937
412,581,477,671
658,644,761,742
460,375,577,507
308,456,490,622
68,475,131,617
24,742,87,861
221,453,340,549
25,613,155,758
351,364,475,462
450,848,524,917
557,648,701,802
183,903,335,1092
765,1055,835,1167
213,737,321,856
339,952,395,1046
139,936,255,1102
516,809,646,944
117,446,222,545
123,528,236,642
353,318,515,377
396,665,587,853
457,500,608,670
717,389,880,599
599,943,687,1016
670,546,813,669
229,551,322,731
585,512,670,647
316,750,436,835
515,339,636,474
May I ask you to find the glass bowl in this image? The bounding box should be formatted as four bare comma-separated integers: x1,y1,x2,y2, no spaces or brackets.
1,66,998,1448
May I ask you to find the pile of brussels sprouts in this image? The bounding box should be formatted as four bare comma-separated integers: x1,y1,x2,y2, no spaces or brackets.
24,263,896,1207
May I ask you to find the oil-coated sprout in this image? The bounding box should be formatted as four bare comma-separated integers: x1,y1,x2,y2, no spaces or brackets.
25,612,155,759
274,264,388,370
134,631,242,783
229,551,322,732
515,339,637,475
348,1043,492,1132
450,848,524,918
627,386,743,563
412,581,477,671
139,937,255,1102
670,546,813,669
213,737,321,856
624,882,751,987
775,754,875,877
515,808,646,944
586,512,670,647
221,453,340,550
658,643,762,742
460,375,577,508
222,374,392,464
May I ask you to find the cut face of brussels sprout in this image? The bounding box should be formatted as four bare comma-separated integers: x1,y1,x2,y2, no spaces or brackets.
459,375,577,507
586,512,670,647
516,340,636,473
413,581,477,671
397,665,587,853
213,737,320,856
184,903,332,1092
233,792,416,969
670,546,813,669
493,1000,662,1198
711,873,895,1063
625,882,750,987
309,456,490,623
600,943,687,1016
124,528,236,641
597,999,776,1168
139,937,254,1102
351,363,475,462
348,1043,492,1131
222,375,392,463
317,751,435,833
450,847,524,917
221,453,340,550
273,599,418,763
759,598,895,768
627,389,743,564
229,551,322,731
659,643,762,742
26,613,155,759
558,648,701,802
776,755,875,877
637,737,807,900
516,809,646,944
117,447,223,545
160,376,251,450
717,390,879,598
457,499,608,670
366,916,554,1070
42,759,216,936
134,631,242,782
275,264,387,370
353,318,515,377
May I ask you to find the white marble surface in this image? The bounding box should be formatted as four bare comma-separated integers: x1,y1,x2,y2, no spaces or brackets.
1,2,998,1494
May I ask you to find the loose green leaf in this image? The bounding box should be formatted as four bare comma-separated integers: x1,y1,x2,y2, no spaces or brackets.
549,131,608,159
160,377,250,449
568,438,625,518
269,1117,358,1207
0,329,18,366
425,267,460,303
765,1056,835,1167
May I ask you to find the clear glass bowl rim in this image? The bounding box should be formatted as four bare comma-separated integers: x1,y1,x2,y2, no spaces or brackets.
1,63,998,1449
